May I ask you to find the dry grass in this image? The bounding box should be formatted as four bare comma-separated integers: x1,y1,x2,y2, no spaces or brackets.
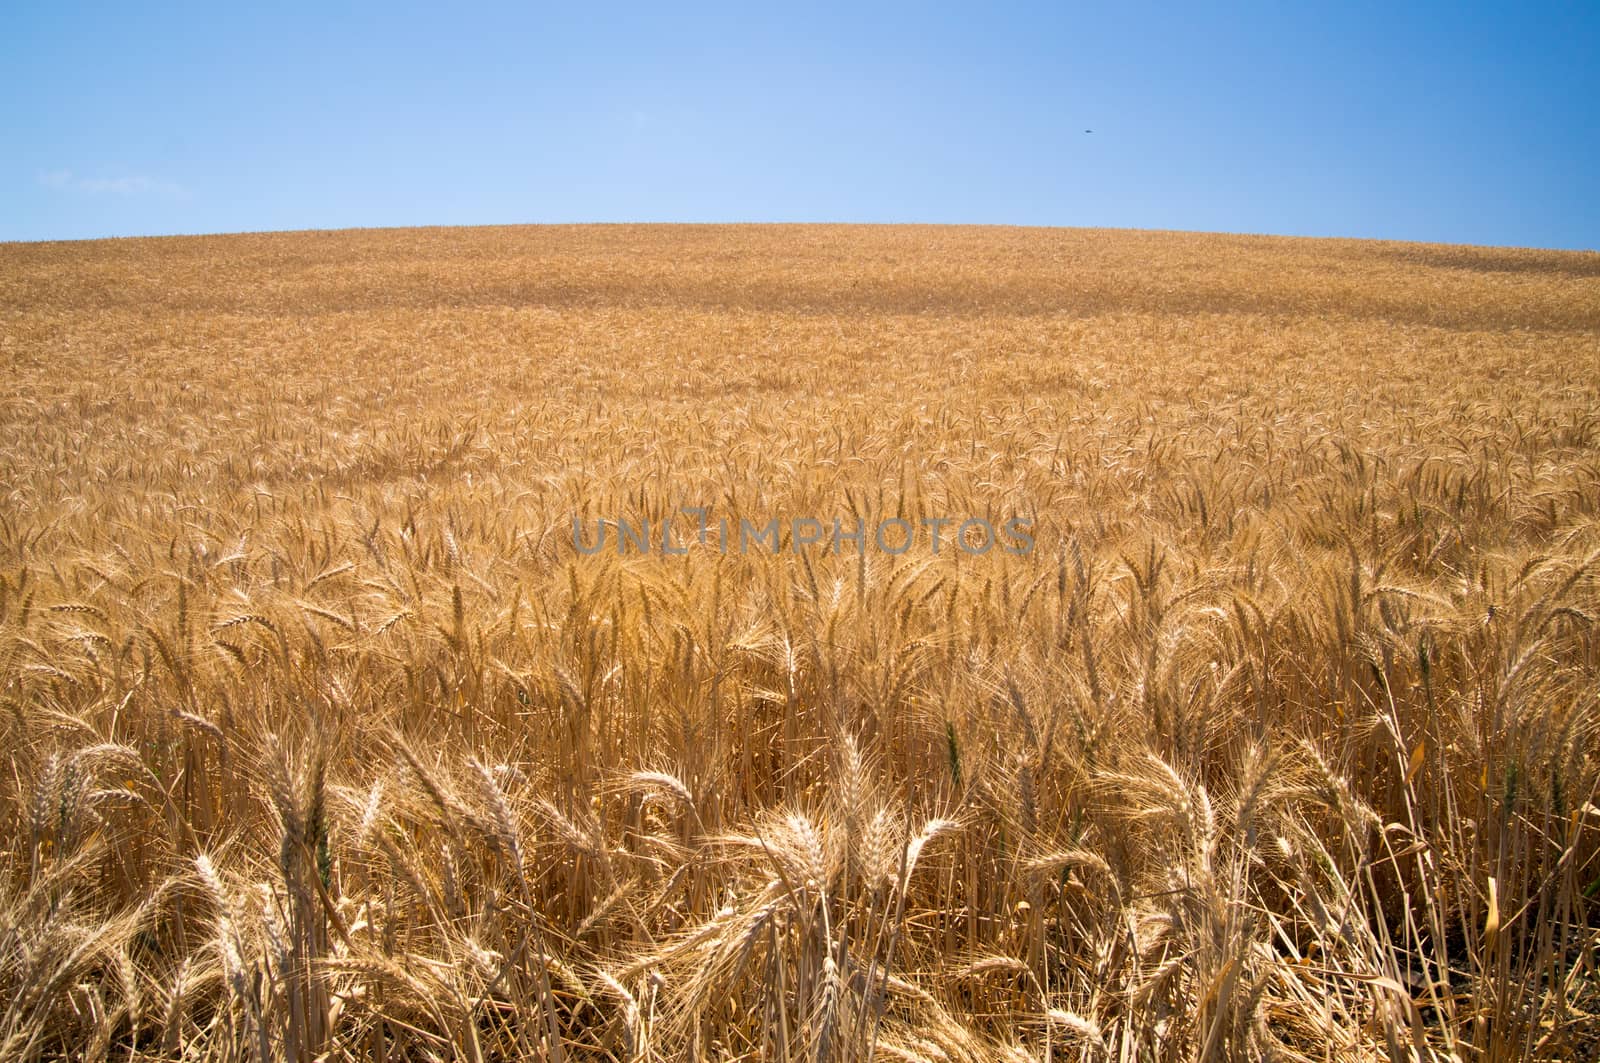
2,223,1599,1060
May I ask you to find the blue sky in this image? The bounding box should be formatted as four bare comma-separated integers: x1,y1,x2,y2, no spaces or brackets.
3,2,1597,248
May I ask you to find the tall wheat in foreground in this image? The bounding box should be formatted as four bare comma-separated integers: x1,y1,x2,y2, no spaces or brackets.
2,224,1599,1060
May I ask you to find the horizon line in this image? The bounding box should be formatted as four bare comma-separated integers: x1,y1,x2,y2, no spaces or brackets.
4,219,1596,256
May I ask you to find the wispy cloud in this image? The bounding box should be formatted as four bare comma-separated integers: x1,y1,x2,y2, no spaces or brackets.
38,169,188,198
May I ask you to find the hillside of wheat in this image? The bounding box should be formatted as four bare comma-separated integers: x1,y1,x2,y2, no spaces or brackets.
2,224,1599,1061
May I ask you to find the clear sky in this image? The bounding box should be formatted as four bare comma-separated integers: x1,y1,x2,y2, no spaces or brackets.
3,2,1597,248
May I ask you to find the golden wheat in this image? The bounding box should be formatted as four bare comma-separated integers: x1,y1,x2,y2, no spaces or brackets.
2,223,1599,1060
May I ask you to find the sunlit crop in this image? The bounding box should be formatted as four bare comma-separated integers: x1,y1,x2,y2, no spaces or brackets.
2,224,1598,1060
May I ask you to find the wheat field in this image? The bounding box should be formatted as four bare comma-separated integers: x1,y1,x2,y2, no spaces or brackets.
2,224,1599,1061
